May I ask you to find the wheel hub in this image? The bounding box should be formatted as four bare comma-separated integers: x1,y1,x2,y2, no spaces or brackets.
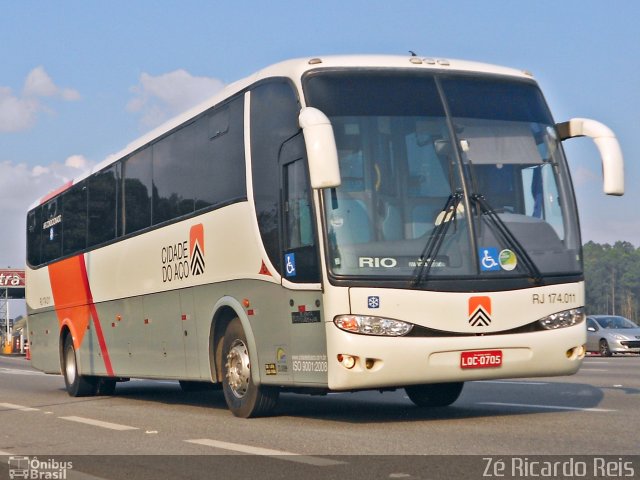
65,344,77,383
225,339,250,398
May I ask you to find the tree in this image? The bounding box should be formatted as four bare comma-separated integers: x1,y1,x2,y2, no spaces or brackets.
583,241,639,322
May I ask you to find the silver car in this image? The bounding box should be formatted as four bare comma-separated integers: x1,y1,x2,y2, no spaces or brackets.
586,315,640,356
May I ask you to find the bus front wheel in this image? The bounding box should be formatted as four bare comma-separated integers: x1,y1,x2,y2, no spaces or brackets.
405,382,464,408
221,318,279,418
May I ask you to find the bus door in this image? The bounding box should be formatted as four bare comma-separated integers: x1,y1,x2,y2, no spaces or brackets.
280,133,328,385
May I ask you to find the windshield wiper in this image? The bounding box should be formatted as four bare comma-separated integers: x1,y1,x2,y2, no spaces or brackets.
411,191,463,287
470,194,544,285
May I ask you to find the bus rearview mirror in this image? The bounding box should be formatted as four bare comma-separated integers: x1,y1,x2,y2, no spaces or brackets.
299,107,341,189
556,118,624,196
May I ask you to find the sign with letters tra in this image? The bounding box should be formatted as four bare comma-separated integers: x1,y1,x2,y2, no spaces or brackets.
0,269,25,299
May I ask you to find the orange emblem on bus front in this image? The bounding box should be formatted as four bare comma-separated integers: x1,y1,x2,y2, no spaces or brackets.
468,296,492,326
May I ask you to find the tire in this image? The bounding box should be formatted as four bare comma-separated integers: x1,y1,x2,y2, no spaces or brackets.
221,318,279,418
599,339,613,357
62,335,98,397
405,382,464,408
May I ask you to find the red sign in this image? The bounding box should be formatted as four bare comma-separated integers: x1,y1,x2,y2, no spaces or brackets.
460,350,503,369
0,270,25,288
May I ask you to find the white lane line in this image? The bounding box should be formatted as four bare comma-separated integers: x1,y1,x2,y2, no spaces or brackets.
0,367,47,376
0,449,14,455
0,402,40,412
185,439,346,467
580,368,609,372
478,402,614,412
475,380,548,385
59,416,139,431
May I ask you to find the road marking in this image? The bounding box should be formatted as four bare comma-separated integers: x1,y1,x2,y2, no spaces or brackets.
0,367,47,376
0,402,40,412
580,368,609,372
185,439,346,466
59,416,139,431
478,402,614,412
0,449,14,455
475,380,548,385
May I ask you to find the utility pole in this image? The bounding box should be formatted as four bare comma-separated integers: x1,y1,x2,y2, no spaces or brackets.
1,287,8,352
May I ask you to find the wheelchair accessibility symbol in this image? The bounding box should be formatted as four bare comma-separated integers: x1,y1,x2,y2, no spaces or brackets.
479,247,500,272
284,253,297,277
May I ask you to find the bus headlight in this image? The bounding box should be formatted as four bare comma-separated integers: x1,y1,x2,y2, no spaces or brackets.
334,315,414,336
537,308,585,330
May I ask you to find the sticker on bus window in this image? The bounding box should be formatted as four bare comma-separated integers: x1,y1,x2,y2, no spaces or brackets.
479,247,500,272
285,253,297,277
499,249,517,271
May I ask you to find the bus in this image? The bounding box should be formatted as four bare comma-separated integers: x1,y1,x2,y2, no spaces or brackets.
26,55,624,417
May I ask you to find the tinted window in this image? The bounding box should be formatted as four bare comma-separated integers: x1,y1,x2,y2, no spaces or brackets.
250,80,301,274
153,123,199,224
27,208,41,266
201,97,246,207
440,77,552,123
304,70,445,117
152,95,246,225
41,199,62,263
123,148,152,234
62,184,87,255
88,165,119,246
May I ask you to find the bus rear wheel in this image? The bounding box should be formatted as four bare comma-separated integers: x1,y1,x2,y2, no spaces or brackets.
405,382,464,408
221,318,279,418
62,335,98,397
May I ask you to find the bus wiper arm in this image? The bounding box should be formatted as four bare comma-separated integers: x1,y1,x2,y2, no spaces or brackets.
470,194,544,285
411,191,463,287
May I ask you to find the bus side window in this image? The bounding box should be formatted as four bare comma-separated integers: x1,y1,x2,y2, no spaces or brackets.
250,80,301,276
62,184,87,256
27,208,42,266
41,199,62,263
88,165,119,246
123,148,152,234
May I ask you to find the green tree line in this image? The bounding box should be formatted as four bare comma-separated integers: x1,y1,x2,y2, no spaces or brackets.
583,241,640,322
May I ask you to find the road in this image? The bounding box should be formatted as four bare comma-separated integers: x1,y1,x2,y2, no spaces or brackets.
1,354,638,479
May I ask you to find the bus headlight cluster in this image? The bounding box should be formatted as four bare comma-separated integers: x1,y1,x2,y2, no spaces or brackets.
538,308,585,330
334,315,413,336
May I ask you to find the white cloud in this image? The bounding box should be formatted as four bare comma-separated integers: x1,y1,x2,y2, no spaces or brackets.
0,156,93,267
64,154,89,169
23,66,59,97
0,87,39,132
0,67,80,133
127,69,225,127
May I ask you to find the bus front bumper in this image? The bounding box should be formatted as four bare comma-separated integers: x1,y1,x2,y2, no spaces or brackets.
326,322,586,391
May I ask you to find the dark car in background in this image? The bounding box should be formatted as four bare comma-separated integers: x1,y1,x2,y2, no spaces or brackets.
586,315,640,356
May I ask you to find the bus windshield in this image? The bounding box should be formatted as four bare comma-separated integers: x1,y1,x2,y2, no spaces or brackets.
303,70,581,284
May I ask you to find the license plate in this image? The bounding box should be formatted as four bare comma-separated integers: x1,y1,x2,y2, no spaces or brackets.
460,350,503,369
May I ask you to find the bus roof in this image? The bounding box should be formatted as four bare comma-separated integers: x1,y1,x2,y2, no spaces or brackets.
33,54,533,207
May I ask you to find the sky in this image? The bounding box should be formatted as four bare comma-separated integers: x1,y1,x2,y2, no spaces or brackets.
1,0,639,314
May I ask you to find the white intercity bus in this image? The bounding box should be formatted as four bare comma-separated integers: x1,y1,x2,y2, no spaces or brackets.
26,55,624,417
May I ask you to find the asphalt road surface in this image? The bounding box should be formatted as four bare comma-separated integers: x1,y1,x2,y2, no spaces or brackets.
1,354,638,479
